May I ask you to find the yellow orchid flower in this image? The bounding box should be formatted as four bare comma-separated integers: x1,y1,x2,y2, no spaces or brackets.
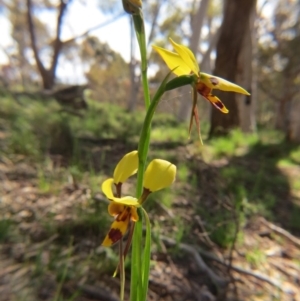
152,38,250,141
101,151,176,247
152,38,249,114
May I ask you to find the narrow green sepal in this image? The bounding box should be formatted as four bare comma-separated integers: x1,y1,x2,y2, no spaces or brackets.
165,74,196,91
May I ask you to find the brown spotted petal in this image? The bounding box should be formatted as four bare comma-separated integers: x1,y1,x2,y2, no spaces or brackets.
204,94,229,113
102,217,131,247
196,81,229,113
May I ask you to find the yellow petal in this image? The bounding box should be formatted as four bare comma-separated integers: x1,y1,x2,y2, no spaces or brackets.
143,159,176,192
102,178,114,199
111,196,140,207
169,38,199,75
113,151,138,184
102,219,130,247
152,45,191,77
200,73,250,95
204,94,229,113
108,202,124,217
130,207,139,222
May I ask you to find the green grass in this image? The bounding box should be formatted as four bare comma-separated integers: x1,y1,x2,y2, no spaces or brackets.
245,248,266,268
0,219,11,242
288,207,300,231
205,129,259,159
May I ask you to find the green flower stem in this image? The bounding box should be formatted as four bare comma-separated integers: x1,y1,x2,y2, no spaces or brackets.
130,70,175,301
133,13,150,109
141,208,151,301
130,9,193,301
130,214,143,301
130,10,151,301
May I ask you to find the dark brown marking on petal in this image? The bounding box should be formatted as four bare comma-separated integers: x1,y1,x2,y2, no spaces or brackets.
214,100,224,109
210,77,219,86
197,83,211,97
116,207,130,222
108,228,123,244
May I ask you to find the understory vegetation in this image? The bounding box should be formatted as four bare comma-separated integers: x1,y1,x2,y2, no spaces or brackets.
0,95,299,300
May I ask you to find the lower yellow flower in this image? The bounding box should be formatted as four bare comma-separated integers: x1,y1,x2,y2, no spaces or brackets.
101,151,176,247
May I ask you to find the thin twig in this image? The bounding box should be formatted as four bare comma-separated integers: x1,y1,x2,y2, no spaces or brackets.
160,236,228,289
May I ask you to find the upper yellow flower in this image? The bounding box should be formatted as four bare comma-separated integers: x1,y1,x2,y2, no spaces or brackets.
152,38,250,114
102,151,176,246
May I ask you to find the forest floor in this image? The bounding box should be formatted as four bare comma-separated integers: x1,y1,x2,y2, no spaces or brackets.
0,99,300,301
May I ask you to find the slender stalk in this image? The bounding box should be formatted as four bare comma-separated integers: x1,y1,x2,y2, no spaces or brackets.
132,14,150,109
130,10,151,301
119,240,125,301
130,70,174,301
130,8,182,301
141,208,151,301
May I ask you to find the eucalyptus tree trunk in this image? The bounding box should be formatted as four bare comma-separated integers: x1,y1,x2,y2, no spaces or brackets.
236,2,256,133
289,99,300,142
177,0,210,121
209,0,257,137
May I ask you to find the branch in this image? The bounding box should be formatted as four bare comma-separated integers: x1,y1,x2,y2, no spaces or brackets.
50,0,68,75
26,0,46,76
160,236,229,289
260,217,300,248
160,236,293,294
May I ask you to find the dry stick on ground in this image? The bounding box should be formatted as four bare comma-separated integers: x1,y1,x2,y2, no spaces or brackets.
160,236,229,290
260,217,300,248
78,284,120,301
160,236,293,294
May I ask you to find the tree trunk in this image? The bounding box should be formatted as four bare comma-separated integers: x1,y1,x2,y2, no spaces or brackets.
177,0,210,121
288,98,300,142
236,3,256,132
209,0,256,137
